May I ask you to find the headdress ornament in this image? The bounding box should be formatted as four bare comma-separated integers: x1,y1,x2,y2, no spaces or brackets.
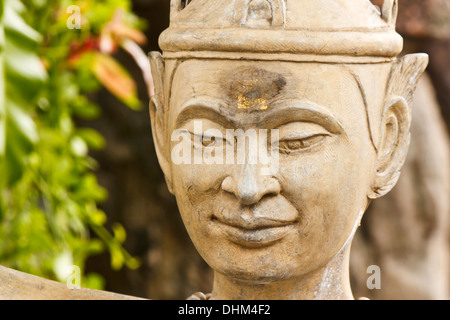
159,0,403,63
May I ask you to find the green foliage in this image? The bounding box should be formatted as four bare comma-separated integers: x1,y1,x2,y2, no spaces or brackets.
0,0,142,289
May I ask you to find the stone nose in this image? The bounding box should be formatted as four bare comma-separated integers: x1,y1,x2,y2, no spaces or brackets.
221,163,281,206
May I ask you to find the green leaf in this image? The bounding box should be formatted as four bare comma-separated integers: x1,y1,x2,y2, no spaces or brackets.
71,96,101,120
3,0,42,45
74,174,108,202
110,246,124,270
0,0,5,158
76,128,105,150
2,100,38,184
1,0,46,184
70,136,88,157
0,0,4,22
6,99,38,145
4,36,47,89
0,0,143,288
83,272,105,290
86,239,104,255
89,209,107,226
52,249,74,282
125,256,140,270
112,223,126,244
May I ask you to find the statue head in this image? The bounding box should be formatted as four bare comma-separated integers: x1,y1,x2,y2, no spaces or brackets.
149,0,428,299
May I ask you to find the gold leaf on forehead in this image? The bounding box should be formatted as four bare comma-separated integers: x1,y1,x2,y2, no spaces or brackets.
224,67,286,111
237,79,269,110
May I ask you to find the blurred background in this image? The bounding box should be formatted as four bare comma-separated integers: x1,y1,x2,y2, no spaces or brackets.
0,0,449,300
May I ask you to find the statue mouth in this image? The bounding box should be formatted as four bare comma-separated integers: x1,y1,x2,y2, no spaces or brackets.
211,215,297,249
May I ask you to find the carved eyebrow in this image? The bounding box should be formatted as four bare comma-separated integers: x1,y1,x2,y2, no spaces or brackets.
175,98,345,136
259,100,345,135
175,98,234,129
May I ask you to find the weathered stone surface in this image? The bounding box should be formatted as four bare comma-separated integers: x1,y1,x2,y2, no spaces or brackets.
147,0,428,300
0,0,432,300
0,265,143,300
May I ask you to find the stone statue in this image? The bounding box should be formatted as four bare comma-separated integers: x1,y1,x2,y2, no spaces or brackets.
0,0,428,300
149,0,428,300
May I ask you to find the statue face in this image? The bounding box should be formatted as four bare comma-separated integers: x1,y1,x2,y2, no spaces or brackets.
167,59,377,282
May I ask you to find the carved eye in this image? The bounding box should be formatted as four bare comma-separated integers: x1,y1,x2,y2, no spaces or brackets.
191,133,227,149
275,121,332,154
278,134,329,154
201,136,217,147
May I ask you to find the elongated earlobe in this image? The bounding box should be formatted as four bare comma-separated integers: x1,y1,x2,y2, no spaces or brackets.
368,53,428,199
369,97,409,199
149,52,173,193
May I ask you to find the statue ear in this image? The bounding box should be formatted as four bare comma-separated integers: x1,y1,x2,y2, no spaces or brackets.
149,51,173,193
368,53,428,199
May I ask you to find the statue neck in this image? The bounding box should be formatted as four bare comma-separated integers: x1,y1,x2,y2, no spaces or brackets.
210,243,354,300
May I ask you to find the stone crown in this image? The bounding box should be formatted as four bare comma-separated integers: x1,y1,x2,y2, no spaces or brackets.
159,0,403,62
